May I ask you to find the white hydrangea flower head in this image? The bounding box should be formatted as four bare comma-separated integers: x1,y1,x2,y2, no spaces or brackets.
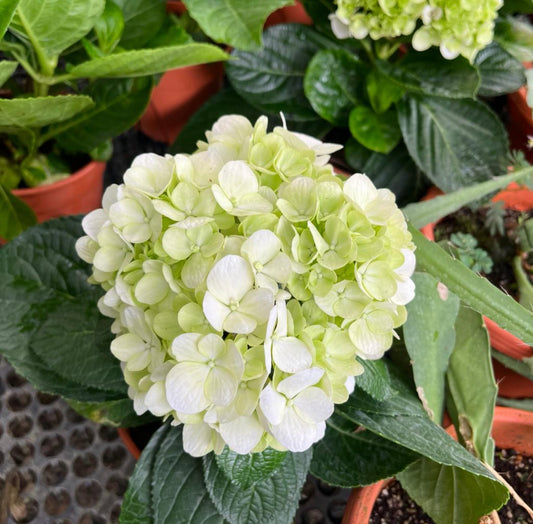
77,114,416,456
332,0,502,60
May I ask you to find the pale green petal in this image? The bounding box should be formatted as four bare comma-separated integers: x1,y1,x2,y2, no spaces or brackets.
134,273,169,305
217,340,245,378
110,333,145,362
272,337,313,373
239,289,274,324
170,332,203,362
348,318,392,360
293,387,333,424
153,311,181,341
242,229,281,265
152,199,185,221
204,367,238,406
270,409,325,452
162,227,193,261
224,311,257,334
122,222,152,244
144,382,172,416
109,199,145,228
182,253,214,290
125,350,151,371
203,292,230,332
165,362,211,413
343,173,377,210
218,160,259,199
277,367,324,398
197,333,226,360
259,384,286,425
124,153,173,197
178,303,212,334
219,415,264,454
182,422,218,457
82,209,108,241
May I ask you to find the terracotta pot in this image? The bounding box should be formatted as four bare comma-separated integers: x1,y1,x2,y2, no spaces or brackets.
421,183,533,398
507,62,533,164
12,160,106,223
342,406,533,523
265,1,312,26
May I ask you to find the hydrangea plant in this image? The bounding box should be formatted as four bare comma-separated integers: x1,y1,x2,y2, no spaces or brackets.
76,115,416,456
330,0,503,61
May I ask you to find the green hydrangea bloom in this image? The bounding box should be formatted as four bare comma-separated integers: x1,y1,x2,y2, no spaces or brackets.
76,115,416,456
332,0,502,60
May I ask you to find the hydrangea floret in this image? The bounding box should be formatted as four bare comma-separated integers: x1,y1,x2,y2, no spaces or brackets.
330,0,503,61
76,115,416,457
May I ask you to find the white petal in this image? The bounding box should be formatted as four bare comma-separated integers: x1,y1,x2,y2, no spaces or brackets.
203,292,230,332
144,382,172,417
223,311,257,334
170,333,203,362
272,337,313,374
218,160,259,199
396,249,416,277
293,387,333,424
205,368,238,406
328,13,352,39
219,415,265,454
183,422,217,457
343,173,378,210
270,409,323,452
241,229,282,265
82,209,108,240
110,333,145,362
239,289,274,324
259,384,286,426
391,278,416,306
165,362,211,414
124,153,173,196
206,255,253,303
277,367,324,398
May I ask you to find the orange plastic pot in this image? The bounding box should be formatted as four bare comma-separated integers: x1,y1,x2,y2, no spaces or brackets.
421,183,533,398
12,160,105,223
342,406,533,523
508,62,533,164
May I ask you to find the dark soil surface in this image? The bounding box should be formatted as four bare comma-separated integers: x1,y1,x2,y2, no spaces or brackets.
369,448,533,523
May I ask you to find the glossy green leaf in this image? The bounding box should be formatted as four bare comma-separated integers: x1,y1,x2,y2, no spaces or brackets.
345,139,426,207
120,424,170,524
500,0,533,13
68,44,227,79
446,306,496,464
0,184,36,240
227,24,336,120
366,68,405,114
153,427,224,524
349,105,401,154
67,397,156,428
0,96,94,129
300,0,336,34
402,166,533,229
10,0,104,64
0,60,18,88
410,225,533,346
183,0,291,50
0,217,127,402
171,88,262,154
377,50,479,99
94,0,124,54
214,448,287,489
0,0,19,40
51,78,152,152
398,458,507,524
404,272,460,424
113,0,166,49
304,49,366,125
354,358,393,401
310,413,419,487
398,95,509,192
474,42,525,97
204,449,311,524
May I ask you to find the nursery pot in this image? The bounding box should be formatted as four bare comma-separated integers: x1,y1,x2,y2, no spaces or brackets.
137,1,225,144
421,184,533,398
342,406,533,523
12,160,106,223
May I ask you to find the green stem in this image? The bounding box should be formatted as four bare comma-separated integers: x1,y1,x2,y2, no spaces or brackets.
410,224,533,346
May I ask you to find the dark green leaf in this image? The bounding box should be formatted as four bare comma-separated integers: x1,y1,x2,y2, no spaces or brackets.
474,42,525,97
113,0,166,49
170,88,262,154
354,358,393,401
0,0,19,39
366,68,405,114
345,139,427,207
304,49,367,125
94,0,124,54
410,226,533,346
300,0,335,34
446,306,496,463
0,96,94,129
403,272,460,423
67,397,156,428
398,95,508,192
495,16,533,62
204,449,311,524
227,24,336,120
214,448,287,489
68,44,228,79
10,0,104,62
376,50,479,99
0,184,36,240
182,0,291,50
0,216,127,401
398,458,508,524
53,78,152,152
500,0,533,13
310,413,418,487
349,105,401,154
120,424,170,524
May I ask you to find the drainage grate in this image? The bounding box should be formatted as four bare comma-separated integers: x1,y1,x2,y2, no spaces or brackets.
0,357,136,524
